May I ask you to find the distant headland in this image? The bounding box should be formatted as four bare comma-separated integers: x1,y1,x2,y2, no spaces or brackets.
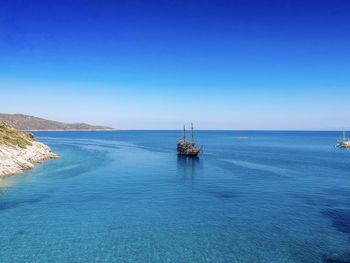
0,113,114,131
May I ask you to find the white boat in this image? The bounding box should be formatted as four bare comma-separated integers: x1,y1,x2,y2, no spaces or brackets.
336,130,350,148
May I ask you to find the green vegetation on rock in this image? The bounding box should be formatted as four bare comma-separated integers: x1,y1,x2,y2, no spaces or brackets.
0,122,35,149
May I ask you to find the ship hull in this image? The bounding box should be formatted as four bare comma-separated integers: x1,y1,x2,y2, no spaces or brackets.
177,151,200,157
336,140,350,148
337,144,350,148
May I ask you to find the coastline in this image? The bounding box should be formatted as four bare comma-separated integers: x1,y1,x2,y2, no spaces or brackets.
0,123,59,178
26,129,116,132
1,123,114,178
0,141,59,178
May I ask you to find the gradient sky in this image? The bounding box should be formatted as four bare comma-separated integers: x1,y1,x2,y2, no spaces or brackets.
1,0,349,130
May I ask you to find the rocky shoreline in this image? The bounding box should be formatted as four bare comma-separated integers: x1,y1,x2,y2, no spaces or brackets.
0,123,59,178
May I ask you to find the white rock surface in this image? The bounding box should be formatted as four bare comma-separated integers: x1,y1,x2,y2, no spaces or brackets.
0,141,59,177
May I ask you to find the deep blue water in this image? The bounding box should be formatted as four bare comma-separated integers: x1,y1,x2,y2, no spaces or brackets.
1,131,350,263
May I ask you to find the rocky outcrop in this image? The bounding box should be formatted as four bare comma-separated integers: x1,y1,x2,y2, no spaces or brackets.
0,123,59,177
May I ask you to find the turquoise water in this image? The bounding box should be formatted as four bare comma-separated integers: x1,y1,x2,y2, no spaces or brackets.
1,131,350,263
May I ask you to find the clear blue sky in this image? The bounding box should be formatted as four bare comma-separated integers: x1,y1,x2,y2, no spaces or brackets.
0,0,349,130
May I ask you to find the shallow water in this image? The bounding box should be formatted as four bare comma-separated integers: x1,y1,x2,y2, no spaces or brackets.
0,131,350,263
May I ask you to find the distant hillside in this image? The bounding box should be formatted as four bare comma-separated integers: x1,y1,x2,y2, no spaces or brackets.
0,113,114,131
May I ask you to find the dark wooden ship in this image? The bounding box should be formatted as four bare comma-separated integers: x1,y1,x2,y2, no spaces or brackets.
177,123,203,156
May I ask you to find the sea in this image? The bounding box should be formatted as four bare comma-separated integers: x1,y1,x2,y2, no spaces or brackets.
0,131,349,263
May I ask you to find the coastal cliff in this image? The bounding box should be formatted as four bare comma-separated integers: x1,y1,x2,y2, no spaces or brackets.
0,122,58,177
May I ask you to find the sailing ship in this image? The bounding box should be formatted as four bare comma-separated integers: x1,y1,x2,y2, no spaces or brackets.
177,123,203,156
336,130,350,148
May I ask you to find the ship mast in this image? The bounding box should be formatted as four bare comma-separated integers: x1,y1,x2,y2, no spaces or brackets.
183,125,186,141
344,130,347,141
191,123,194,144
